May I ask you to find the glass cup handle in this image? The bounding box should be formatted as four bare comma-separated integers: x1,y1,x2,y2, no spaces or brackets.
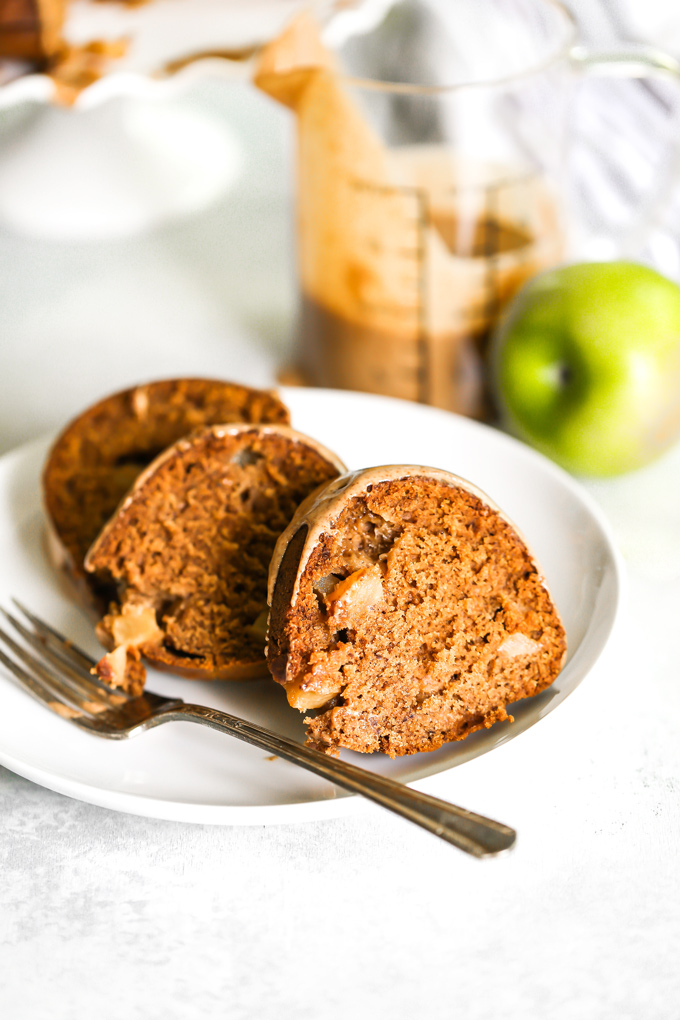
570,44,680,259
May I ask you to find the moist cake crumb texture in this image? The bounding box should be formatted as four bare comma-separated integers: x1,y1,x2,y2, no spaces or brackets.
267,470,567,758
42,378,290,598
84,424,343,689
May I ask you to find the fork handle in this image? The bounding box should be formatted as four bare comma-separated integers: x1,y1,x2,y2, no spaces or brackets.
160,703,515,857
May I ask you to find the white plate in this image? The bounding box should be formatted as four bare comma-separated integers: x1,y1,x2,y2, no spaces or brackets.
0,388,623,823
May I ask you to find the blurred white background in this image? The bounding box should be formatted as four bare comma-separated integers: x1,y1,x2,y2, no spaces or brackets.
1,0,680,453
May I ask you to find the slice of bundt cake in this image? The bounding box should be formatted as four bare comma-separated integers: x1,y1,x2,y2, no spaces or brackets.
0,0,65,62
42,378,290,604
84,423,345,692
267,466,567,757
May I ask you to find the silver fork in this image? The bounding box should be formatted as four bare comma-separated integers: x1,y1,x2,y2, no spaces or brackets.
0,600,516,857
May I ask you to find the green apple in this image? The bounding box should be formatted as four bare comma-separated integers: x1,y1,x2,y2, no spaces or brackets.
490,261,680,476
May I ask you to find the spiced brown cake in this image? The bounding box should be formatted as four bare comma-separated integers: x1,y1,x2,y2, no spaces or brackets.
0,0,64,62
267,466,567,757
42,378,290,604
0,0,149,63
84,423,345,692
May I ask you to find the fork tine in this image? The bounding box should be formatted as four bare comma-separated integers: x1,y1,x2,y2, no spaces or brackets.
0,607,126,708
0,612,127,718
12,598,97,671
0,633,105,728
0,644,82,720
0,608,173,738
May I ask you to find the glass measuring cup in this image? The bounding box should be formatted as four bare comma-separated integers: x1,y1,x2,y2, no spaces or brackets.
256,0,680,419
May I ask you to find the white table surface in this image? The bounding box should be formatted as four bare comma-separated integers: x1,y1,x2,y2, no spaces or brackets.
2,8,680,1018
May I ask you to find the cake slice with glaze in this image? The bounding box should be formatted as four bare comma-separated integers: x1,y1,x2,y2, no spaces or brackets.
267,466,567,757
84,423,345,693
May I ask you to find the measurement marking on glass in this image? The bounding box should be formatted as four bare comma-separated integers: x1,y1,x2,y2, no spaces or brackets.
348,168,540,407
